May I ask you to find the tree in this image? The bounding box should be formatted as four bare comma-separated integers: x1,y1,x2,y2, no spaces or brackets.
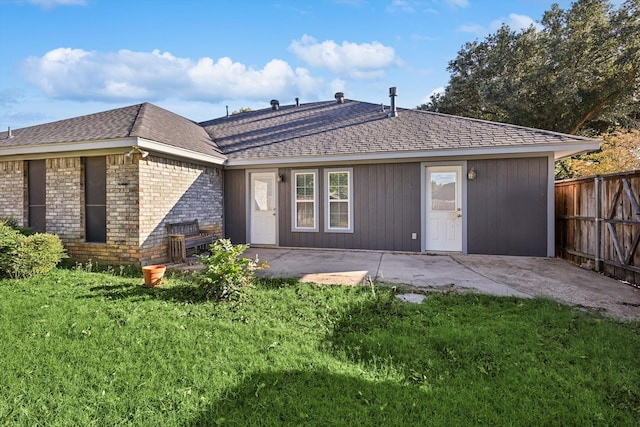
560,129,640,178
232,107,252,115
420,0,640,135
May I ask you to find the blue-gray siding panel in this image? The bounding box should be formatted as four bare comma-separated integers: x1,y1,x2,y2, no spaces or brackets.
467,157,548,256
224,169,246,244
277,163,422,251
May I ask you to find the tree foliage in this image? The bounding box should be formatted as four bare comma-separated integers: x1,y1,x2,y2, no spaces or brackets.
420,0,640,135
560,129,640,178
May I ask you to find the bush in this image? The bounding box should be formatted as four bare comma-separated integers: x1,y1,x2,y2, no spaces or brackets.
0,221,66,279
196,239,268,302
0,217,32,235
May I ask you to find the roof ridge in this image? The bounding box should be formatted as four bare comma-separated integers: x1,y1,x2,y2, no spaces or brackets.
127,102,148,137
413,109,599,141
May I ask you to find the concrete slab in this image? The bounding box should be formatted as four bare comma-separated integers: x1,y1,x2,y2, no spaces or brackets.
396,293,426,303
244,247,382,286
170,246,639,320
451,254,640,321
377,253,530,297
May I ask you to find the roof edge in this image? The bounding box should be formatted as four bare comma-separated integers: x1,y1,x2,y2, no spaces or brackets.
225,140,600,167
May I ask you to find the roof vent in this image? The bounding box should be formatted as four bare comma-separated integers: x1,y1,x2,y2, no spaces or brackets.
7,126,13,139
270,99,280,111
335,92,345,104
388,87,398,118
295,97,300,107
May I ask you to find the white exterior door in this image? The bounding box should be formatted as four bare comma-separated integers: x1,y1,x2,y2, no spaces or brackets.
250,172,277,245
426,166,462,251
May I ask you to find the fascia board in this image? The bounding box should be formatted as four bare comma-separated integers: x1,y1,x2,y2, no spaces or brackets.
0,137,138,158
225,141,601,167
136,138,226,165
0,137,227,165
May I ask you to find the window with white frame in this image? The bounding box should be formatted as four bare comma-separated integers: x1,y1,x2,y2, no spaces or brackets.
292,170,318,231
325,168,353,233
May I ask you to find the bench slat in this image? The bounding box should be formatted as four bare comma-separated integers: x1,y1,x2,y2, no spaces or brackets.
165,220,216,262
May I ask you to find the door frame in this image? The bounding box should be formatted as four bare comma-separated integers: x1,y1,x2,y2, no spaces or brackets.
420,161,468,253
246,169,279,245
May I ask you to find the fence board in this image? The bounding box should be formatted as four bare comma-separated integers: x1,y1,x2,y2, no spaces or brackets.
556,171,640,285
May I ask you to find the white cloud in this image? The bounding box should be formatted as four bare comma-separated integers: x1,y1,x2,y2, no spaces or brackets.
329,78,346,96
21,48,324,103
458,24,485,34
289,34,397,79
490,13,542,32
420,86,445,104
387,0,414,13
443,0,469,8
459,13,541,35
27,0,86,7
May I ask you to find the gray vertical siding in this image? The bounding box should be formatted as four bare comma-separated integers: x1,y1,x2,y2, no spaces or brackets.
467,157,548,256
224,169,246,244
277,163,421,251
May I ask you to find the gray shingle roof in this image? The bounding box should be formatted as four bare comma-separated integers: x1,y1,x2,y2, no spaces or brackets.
0,103,225,160
200,99,598,160
1,99,598,163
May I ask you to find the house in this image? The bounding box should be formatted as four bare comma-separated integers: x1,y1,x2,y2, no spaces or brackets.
0,90,599,264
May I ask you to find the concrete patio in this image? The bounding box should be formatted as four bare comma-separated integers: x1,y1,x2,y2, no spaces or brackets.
170,247,640,320
176,247,640,321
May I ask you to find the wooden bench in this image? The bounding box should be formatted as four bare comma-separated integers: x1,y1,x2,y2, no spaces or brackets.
166,220,216,263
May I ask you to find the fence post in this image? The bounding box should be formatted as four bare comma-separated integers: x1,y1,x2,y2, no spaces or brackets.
594,175,602,272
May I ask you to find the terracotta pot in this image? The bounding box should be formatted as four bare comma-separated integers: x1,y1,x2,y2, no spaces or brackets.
142,265,166,287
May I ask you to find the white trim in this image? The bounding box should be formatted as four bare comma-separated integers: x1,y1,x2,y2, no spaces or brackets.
226,142,600,167
324,168,354,233
0,138,138,157
421,161,467,253
136,138,226,165
246,169,279,245
291,169,319,232
547,154,556,257
0,136,226,165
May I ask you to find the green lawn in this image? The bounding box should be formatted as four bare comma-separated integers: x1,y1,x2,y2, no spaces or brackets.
0,268,638,426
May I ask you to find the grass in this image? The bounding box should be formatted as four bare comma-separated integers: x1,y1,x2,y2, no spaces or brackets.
0,268,639,426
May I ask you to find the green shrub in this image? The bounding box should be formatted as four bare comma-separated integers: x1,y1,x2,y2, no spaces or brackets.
0,222,66,279
0,223,21,276
196,239,268,302
0,217,32,235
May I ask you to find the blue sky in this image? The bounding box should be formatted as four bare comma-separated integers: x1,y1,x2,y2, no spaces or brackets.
0,0,579,130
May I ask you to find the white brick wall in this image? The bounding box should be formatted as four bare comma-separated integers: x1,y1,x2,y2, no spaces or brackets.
0,161,25,224
1,154,223,265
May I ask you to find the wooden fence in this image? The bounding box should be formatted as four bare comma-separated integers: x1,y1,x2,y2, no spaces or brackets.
555,171,640,284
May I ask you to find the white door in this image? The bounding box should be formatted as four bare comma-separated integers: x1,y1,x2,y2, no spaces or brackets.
426,166,462,251
250,172,277,245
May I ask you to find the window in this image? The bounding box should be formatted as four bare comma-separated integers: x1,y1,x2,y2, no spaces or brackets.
27,160,46,233
325,168,353,233
292,170,318,231
84,156,106,243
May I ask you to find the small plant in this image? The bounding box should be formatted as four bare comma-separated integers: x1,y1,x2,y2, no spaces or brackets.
0,220,66,279
0,217,32,236
196,239,268,302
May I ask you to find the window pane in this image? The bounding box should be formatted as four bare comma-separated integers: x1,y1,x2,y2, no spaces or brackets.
329,201,349,228
431,172,456,211
329,172,349,200
296,201,315,228
28,159,46,233
85,156,107,243
254,178,274,211
296,173,314,201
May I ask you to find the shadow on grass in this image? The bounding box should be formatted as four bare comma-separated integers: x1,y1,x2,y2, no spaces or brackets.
78,275,302,304
78,279,202,304
194,369,430,426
